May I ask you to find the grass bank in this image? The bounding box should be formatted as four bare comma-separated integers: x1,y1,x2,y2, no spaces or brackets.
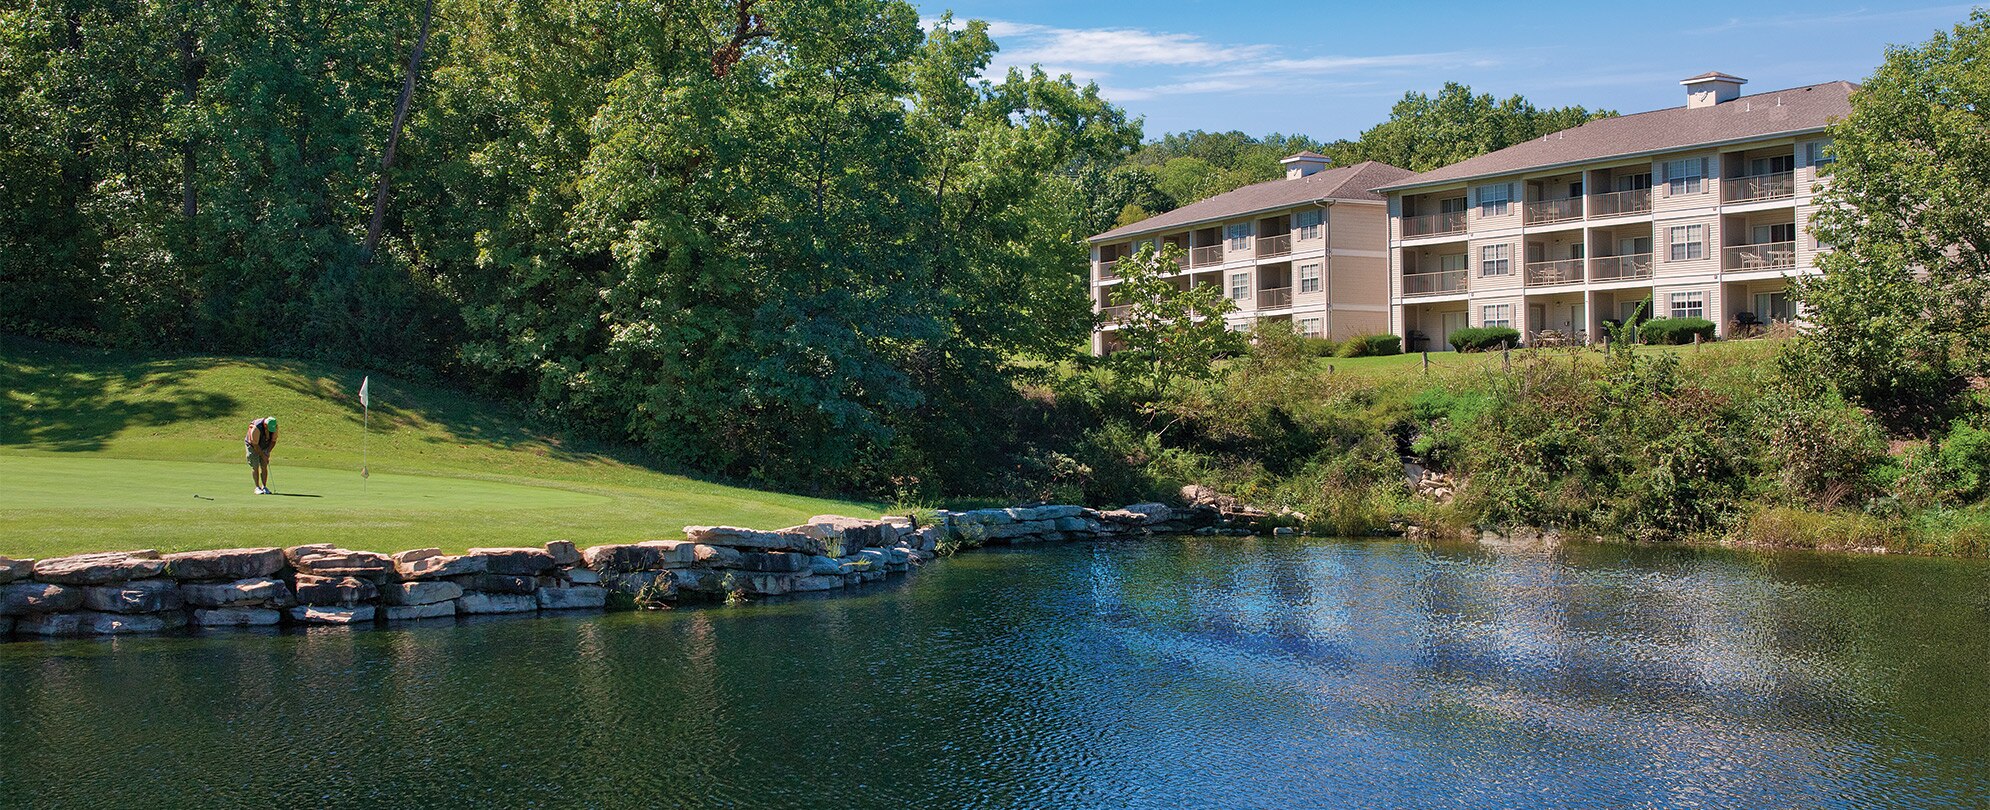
0,337,881,558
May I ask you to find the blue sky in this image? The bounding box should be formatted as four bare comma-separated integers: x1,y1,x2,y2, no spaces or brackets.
915,1,1979,141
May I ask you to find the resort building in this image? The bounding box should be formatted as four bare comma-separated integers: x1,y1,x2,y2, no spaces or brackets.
1087,157,1414,354
1376,73,1852,351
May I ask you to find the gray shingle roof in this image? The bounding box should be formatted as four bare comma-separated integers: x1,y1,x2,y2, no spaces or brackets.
1089,160,1414,242
1373,81,1856,193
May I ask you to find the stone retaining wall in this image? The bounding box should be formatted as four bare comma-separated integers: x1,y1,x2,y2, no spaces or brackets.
0,503,1226,641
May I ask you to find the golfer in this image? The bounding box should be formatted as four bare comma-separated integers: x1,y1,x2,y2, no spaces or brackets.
245,416,279,494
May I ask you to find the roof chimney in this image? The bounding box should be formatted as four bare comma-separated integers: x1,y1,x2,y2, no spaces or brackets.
1681,72,1747,108
1281,151,1330,179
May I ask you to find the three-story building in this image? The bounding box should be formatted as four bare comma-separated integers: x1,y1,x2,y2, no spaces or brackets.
1376,73,1852,350
1088,156,1414,354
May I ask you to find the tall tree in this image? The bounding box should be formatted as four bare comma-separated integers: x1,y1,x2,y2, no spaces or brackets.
1318,82,1613,172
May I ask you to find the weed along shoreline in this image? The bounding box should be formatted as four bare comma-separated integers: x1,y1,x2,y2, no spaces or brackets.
0,504,1225,642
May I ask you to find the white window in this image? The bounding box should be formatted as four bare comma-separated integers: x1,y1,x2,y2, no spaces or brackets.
1296,317,1324,338
1479,244,1511,276
1482,304,1513,328
1664,158,1705,196
1667,225,1705,261
1226,224,1251,250
1669,291,1705,320
1439,253,1468,273
1476,183,1511,216
1295,209,1322,240
1298,263,1322,293
1807,141,1835,167
1229,272,1250,301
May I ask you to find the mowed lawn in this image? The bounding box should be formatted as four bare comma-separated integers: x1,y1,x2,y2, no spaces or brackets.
0,337,881,558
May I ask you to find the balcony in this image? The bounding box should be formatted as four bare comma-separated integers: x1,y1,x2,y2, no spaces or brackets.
1100,304,1133,323
1096,260,1119,281
1723,170,1796,203
1589,253,1654,281
1257,233,1292,258
1402,270,1468,297
1589,188,1652,218
1525,259,1585,286
1724,241,1796,271
1190,245,1224,267
1257,287,1292,310
1524,197,1583,226
1402,211,1467,238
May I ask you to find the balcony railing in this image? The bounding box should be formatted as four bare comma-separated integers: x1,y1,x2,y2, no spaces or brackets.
1401,270,1468,297
1724,241,1797,271
1524,197,1583,225
1257,233,1292,258
1100,304,1133,323
1588,188,1652,218
1589,252,1654,281
1096,260,1120,281
1190,245,1224,267
1402,211,1467,238
1723,170,1796,203
1525,259,1585,286
1257,287,1292,310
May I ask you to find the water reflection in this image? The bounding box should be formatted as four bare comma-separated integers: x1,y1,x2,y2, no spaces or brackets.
1,538,1986,808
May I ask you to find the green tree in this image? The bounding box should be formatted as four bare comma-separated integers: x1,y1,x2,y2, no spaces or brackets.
1318,82,1614,172
1798,9,1990,431
1107,243,1240,398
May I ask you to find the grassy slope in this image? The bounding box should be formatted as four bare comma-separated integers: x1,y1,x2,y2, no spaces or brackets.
0,337,881,558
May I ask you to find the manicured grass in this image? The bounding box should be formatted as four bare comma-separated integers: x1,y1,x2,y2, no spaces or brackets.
0,337,882,558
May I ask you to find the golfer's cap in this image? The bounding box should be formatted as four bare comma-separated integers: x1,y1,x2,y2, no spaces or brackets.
265,417,278,429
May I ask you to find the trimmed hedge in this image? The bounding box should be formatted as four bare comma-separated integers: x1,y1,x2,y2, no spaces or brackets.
1336,334,1404,358
1637,317,1717,345
1447,326,1520,352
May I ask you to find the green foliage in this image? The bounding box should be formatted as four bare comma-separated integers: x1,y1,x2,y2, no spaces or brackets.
1798,10,1990,431
1316,83,1615,172
1336,334,1403,358
1446,326,1520,352
1637,317,1717,345
1895,421,1990,507
1106,243,1242,398
1122,131,1324,207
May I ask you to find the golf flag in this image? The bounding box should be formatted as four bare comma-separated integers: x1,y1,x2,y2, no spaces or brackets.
359,376,370,407
359,376,370,481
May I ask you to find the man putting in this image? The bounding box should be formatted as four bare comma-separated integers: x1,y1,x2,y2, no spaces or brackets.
245,416,279,494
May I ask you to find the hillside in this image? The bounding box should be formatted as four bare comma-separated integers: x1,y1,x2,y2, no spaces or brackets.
0,337,880,558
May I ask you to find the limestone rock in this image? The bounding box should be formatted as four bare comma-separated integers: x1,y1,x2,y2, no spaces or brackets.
289,605,375,625
682,526,822,554
691,544,743,569
0,557,33,585
563,567,602,585
32,551,166,585
449,574,535,595
790,516,887,556
581,542,693,574
384,581,463,606
292,574,379,607
543,541,582,567
735,574,796,596
537,585,606,611
181,578,293,608
82,579,185,614
190,607,282,627
465,547,557,576
1272,526,1299,536
392,549,486,580
1,582,84,615
383,602,457,621
162,548,284,581
288,547,391,578
457,592,536,615
18,610,185,636
790,575,841,592
807,555,844,576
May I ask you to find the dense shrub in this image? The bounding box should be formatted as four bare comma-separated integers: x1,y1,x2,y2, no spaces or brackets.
1638,317,1717,345
1299,337,1339,357
1337,334,1404,358
1447,326,1520,352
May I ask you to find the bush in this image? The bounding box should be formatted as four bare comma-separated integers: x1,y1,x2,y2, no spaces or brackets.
1298,337,1339,358
1336,334,1404,358
1447,326,1520,352
1638,317,1717,345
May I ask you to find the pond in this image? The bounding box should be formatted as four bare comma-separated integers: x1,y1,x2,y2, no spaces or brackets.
2,537,1987,808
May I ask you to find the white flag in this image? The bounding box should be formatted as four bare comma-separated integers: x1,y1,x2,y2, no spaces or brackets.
358,376,370,407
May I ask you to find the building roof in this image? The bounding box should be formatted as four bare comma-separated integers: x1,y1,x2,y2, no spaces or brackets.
1373,81,1856,193
1090,160,1414,242
1682,71,1748,84
1282,150,1330,162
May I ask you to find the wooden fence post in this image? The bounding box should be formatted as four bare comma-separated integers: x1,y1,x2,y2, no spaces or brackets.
1502,343,1511,372
1422,351,1430,375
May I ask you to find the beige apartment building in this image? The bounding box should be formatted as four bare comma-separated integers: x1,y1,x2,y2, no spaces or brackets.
1377,73,1852,351
1087,156,1414,354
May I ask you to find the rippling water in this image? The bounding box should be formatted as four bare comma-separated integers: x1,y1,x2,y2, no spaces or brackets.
3,537,1988,808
